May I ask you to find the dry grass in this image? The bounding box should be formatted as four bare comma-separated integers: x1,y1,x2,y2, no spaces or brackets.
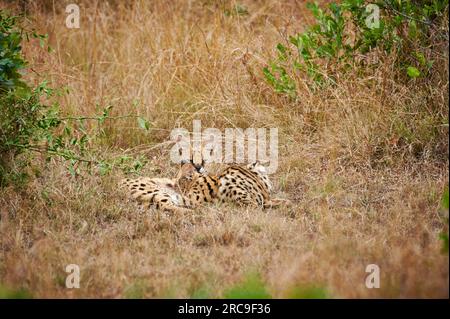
0,0,448,298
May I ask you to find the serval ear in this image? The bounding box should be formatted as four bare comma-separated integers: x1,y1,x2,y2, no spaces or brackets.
247,160,260,169
173,134,187,166
251,160,271,168
179,147,191,167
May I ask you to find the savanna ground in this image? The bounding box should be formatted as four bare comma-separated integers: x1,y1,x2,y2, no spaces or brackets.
0,0,448,298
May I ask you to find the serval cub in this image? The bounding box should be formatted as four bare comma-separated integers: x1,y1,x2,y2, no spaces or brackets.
120,159,287,213
177,160,285,208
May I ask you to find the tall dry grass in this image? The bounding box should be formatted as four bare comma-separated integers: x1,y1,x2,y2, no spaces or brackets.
0,0,448,298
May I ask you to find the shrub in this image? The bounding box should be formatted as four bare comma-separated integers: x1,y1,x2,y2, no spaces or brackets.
0,11,147,186
264,0,449,93
0,284,32,299
1,11,50,185
0,13,28,90
263,0,448,165
223,273,272,299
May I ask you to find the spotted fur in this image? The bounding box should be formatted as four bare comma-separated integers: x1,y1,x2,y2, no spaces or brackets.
178,161,283,208
121,160,286,212
120,177,191,213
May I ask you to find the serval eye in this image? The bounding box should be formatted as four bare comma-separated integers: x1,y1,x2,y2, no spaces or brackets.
194,164,203,173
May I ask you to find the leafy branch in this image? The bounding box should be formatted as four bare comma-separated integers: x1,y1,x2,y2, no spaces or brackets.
1,11,152,185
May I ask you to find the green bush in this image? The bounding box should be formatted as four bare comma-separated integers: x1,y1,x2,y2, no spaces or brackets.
264,0,449,94
0,13,27,90
223,273,272,299
0,284,32,299
222,272,331,299
0,11,147,186
1,11,49,185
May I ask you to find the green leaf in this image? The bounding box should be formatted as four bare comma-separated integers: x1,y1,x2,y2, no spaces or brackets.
263,67,276,85
98,162,111,175
440,232,449,254
276,43,288,60
68,160,77,177
442,187,449,210
407,66,420,78
414,52,427,66
137,117,150,130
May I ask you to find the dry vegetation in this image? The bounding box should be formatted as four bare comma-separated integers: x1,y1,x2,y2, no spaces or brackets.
0,0,448,298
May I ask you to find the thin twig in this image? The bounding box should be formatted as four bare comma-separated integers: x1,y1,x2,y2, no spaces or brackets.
7,143,99,164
